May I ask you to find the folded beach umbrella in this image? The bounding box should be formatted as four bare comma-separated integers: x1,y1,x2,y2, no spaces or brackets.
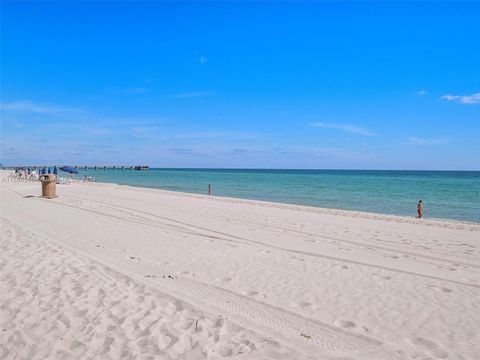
59,166,78,174
53,166,58,175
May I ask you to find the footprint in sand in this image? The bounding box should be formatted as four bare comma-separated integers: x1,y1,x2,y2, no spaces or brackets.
436,265,457,272
335,320,356,329
292,301,311,309
290,255,305,262
409,337,449,359
372,274,391,280
428,285,453,293
165,301,182,315
246,290,258,296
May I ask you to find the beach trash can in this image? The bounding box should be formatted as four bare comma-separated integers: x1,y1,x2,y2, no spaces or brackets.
40,174,57,198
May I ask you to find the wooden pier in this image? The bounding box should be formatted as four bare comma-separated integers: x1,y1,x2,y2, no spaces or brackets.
2,165,149,171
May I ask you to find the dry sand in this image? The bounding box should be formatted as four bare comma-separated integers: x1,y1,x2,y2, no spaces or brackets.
1,171,479,359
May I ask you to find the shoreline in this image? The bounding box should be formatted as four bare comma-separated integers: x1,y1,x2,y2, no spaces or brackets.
4,169,478,224
90,177,480,228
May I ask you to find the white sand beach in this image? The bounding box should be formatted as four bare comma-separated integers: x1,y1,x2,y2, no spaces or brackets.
1,171,479,359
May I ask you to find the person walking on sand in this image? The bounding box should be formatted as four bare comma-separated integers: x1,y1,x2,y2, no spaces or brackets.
417,200,424,218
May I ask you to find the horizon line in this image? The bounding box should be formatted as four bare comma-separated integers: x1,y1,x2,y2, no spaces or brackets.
1,164,478,172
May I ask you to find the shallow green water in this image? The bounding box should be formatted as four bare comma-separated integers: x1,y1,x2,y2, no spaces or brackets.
75,169,480,223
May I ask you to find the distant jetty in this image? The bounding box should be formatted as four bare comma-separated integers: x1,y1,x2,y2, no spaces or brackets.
2,165,149,171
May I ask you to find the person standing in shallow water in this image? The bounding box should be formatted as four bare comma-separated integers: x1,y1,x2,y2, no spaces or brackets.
417,200,424,218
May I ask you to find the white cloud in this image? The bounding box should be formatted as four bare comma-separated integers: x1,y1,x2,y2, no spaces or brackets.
65,150,83,155
167,91,214,98
124,87,147,94
415,90,428,96
405,136,446,145
174,131,237,140
129,126,166,140
1,100,80,113
200,56,208,63
309,122,378,136
440,92,480,104
169,148,208,157
82,126,118,136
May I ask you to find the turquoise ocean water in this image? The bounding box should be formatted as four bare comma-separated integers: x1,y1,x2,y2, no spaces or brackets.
75,169,480,223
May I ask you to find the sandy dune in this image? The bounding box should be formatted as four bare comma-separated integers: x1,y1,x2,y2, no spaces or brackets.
1,174,479,359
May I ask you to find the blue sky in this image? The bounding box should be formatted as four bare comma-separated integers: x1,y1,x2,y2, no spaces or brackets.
1,1,479,170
